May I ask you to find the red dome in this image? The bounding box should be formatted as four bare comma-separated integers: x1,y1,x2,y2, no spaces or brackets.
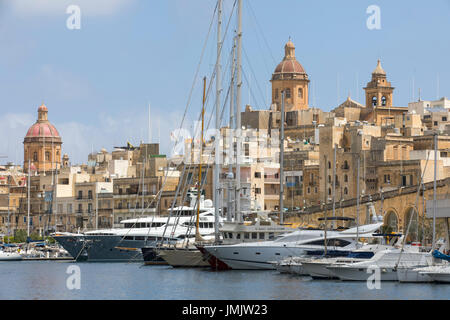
25,122,60,139
274,59,306,74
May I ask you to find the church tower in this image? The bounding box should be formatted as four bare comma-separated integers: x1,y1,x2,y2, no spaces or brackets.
23,104,62,174
364,60,394,109
271,40,309,112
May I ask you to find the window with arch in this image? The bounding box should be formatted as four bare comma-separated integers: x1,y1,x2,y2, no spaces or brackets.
344,187,348,195
344,174,348,183
285,88,291,98
381,96,387,106
328,188,331,195
298,88,303,99
328,161,331,169
372,96,377,106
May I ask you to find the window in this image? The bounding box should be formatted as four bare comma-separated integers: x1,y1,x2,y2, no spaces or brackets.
251,233,257,239
45,151,50,161
442,117,447,122
285,88,291,98
244,233,249,239
344,174,348,183
33,152,38,161
88,190,93,199
255,188,261,194
259,233,265,240
298,88,303,99
78,191,83,199
372,96,377,106
275,89,279,99
381,96,387,106
307,187,311,194
254,172,261,178
344,187,348,195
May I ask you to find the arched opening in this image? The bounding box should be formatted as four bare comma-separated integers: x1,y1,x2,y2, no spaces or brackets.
384,211,398,233
381,96,387,106
372,96,377,107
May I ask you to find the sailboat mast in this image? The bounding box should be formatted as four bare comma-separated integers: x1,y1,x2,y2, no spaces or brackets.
235,0,243,223
432,133,437,251
279,91,285,224
227,34,236,222
27,159,30,237
197,77,206,237
356,154,360,247
214,0,222,242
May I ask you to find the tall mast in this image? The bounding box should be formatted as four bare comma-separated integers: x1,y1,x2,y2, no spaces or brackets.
323,154,328,256
196,77,206,241
27,159,31,238
279,90,285,224
235,0,242,222
214,0,222,242
432,133,437,251
356,154,360,248
332,144,336,228
227,34,236,222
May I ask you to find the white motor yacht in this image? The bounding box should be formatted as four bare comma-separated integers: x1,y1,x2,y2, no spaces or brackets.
326,247,432,281
203,222,383,270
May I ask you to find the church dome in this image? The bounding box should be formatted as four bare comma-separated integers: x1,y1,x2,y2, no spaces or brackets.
272,40,308,81
24,104,61,140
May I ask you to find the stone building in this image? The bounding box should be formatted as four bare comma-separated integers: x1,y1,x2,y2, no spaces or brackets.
23,104,62,174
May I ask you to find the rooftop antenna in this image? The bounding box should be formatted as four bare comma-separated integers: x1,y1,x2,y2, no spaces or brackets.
437,73,440,99
148,102,152,143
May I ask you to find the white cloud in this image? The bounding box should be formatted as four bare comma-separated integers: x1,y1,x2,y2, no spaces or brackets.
0,107,189,167
7,0,136,17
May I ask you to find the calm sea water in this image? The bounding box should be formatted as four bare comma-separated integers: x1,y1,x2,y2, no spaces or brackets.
0,261,448,300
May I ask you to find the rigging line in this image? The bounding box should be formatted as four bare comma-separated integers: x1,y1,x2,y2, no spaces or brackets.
139,1,238,250
171,1,218,156
163,66,235,247
242,45,267,107
394,150,431,269
241,67,262,110
245,0,276,66
243,0,272,76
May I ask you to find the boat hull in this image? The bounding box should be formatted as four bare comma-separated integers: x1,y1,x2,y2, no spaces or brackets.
158,248,209,267
53,235,148,262
397,268,433,283
327,265,399,281
141,247,167,265
0,252,23,261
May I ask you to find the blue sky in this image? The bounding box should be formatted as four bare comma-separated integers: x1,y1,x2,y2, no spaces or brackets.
1,0,449,165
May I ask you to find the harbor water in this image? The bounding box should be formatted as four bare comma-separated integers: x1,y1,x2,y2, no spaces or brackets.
0,261,448,300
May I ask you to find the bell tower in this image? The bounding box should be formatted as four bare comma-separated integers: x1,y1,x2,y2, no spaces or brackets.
364,60,394,109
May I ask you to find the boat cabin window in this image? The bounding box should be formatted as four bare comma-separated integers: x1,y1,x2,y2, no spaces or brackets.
268,233,275,240
244,233,249,239
259,233,265,240
303,238,351,247
251,233,257,239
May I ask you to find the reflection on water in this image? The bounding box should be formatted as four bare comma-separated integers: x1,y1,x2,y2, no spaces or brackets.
0,261,448,300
